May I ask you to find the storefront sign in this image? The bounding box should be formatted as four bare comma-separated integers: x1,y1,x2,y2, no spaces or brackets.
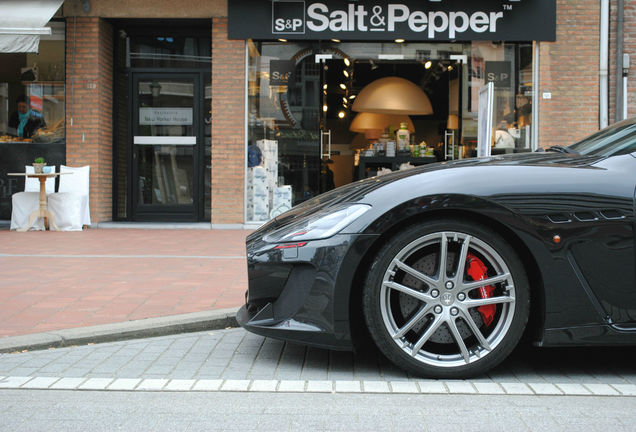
269,60,296,86
139,108,193,126
485,61,511,89
229,0,556,41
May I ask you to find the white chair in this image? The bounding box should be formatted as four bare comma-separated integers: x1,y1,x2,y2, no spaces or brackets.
48,165,91,231
10,165,56,231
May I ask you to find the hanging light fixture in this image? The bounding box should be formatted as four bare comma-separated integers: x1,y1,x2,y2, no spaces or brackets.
349,112,415,133
352,77,433,115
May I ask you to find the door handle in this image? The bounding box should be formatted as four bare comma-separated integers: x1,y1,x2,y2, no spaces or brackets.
321,130,331,158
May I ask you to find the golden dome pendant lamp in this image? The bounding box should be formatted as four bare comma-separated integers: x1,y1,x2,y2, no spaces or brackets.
351,77,434,115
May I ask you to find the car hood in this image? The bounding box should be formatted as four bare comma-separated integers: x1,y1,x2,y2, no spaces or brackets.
249,152,604,240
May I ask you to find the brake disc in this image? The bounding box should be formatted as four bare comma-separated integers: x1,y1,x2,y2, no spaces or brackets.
398,251,484,344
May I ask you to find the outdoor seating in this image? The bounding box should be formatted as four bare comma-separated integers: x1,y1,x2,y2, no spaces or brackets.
10,165,56,231
48,165,91,231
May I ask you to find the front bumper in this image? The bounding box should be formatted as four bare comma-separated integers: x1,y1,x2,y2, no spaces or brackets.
236,232,378,351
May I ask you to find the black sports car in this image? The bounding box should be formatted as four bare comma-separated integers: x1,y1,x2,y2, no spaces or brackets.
237,118,636,378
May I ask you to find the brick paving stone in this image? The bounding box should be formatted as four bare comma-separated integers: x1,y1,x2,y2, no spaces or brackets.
528,383,563,395
501,382,534,395
278,380,305,392
305,380,333,393
445,380,476,394
164,379,196,391
473,382,505,395
137,378,169,391
221,379,251,391
418,380,447,394
362,381,390,393
249,380,278,392
555,383,591,395
20,377,59,389
585,383,620,396
192,379,223,391
108,378,142,390
78,378,113,390
49,377,86,389
613,384,636,396
335,380,361,393
390,381,419,393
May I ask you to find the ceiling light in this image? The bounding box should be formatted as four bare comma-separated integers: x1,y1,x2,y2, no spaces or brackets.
349,113,415,133
425,61,432,69
323,84,327,90
349,94,356,99
339,83,347,90
331,38,341,43
278,38,287,42
448,65,453,71
352,77,433,115
323,104,328,112
344,58,351,67
394,38,405,43
338,111,346,119
343,70,349,78
342,97,348,103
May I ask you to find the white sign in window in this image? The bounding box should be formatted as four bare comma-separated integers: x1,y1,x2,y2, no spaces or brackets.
139,107,193,125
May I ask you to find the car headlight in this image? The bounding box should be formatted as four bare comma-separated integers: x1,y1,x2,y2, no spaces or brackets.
263,203,371,243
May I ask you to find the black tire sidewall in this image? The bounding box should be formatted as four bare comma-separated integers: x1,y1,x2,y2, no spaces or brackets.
362,218,530,379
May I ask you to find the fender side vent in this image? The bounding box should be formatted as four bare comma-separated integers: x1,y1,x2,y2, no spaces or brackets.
573,212,598,222
547,214,571,224
600,210,626,220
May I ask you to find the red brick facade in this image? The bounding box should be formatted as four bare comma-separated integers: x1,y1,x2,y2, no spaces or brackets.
57,3,632,225
210,17,245,225
65,17,113,222
538,0,601,148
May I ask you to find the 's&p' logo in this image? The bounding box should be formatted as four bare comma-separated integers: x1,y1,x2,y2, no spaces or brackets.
272,0,305,34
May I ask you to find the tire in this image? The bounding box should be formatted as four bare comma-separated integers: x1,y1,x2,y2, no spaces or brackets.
362,218,530,379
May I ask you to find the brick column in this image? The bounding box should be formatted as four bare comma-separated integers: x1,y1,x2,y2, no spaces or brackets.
65,17,113,223
538,0,600,148
211,17,245,225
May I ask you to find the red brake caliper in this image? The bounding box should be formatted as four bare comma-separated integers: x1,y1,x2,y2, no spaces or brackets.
466,253,496,326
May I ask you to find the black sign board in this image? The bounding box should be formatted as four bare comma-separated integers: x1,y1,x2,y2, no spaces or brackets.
269,60,296,86
229,0,556,42
485,61,512,88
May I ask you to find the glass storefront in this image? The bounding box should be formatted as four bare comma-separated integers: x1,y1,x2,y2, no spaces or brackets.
0,21,65,144
0,21,65,220
246,39,534,222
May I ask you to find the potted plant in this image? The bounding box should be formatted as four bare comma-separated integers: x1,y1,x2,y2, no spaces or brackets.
32,157,46,173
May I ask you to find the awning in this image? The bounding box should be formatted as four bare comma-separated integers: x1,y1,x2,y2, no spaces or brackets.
0,0,64,53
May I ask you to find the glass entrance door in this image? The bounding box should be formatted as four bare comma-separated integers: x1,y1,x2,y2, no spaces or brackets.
132,73,200,221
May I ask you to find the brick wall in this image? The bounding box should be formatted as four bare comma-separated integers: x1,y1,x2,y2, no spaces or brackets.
65,17,113,223
210,17,245,224
538,0,600,148
608,0,636,123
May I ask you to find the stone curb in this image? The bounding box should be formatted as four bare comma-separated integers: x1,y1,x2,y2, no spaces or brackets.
0,307,239,354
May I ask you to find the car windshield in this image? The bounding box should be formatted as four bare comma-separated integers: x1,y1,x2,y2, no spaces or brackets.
567,117,636,156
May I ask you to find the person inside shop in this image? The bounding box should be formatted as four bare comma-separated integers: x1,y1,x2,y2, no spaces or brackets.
8,95,45,139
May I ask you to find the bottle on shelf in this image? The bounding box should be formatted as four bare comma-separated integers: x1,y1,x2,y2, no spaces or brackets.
396,122,410,154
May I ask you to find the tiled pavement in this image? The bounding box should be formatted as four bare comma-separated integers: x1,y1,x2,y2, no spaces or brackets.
0,229,250,337
1,327,636,396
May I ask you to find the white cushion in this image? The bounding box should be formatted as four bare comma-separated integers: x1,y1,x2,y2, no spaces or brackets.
24,165,56,194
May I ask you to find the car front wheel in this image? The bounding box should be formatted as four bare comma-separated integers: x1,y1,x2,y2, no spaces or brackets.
362,219,530,378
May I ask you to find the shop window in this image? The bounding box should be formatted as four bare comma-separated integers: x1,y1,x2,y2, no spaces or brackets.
0,22,65,144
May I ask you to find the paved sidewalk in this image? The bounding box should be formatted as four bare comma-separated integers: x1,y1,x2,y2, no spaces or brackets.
1,328,636,397
0,229,250,339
